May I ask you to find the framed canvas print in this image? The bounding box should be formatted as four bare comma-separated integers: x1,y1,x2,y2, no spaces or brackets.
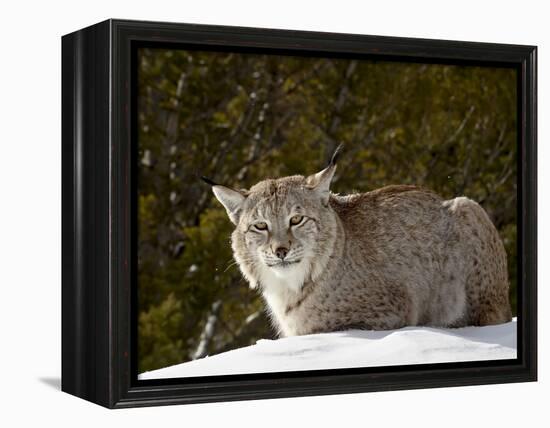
61,19,537,408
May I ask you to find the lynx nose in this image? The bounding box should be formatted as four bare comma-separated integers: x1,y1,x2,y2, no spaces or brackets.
275,246,289,260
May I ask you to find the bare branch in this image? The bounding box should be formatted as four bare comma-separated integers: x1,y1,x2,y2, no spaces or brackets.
192,300,223,360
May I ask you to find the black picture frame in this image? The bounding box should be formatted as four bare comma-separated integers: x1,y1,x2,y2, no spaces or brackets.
61,19,537,409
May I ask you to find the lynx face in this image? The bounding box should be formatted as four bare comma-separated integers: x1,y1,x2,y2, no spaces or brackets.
207,156,340,294
242,190,315,268
236,177,325,290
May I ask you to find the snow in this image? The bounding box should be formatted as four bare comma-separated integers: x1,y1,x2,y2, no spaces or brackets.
139,319,517,380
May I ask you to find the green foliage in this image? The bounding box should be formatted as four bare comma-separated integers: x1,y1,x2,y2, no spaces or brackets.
138,294,186,372
137,47,518,373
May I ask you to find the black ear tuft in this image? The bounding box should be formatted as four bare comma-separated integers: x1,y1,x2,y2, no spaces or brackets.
329,143,344,167
199,175,219,186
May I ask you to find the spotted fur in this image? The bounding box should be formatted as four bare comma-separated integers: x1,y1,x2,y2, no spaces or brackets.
208,156,512,337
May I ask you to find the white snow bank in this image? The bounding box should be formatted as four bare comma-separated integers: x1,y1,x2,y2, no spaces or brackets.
139,319,517,380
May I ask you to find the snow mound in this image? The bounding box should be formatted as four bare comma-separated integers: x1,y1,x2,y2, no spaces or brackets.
139,319,517,380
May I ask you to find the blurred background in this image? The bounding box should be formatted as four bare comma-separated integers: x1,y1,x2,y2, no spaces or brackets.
137,47,517,374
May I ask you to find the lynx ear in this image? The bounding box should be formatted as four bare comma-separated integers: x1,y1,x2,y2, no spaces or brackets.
306,144,342,206
201,176,246,225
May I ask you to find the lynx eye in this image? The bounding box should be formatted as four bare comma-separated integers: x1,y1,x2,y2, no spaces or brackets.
290,215,304,226
254,222,268,231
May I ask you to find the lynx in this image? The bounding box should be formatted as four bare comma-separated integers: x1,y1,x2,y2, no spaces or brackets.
204,147,512,337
